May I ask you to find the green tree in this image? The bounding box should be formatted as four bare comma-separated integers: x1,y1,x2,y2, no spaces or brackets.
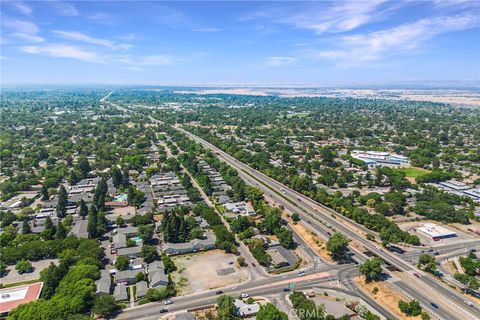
138,224,154,243
87,205,98,239
41,184,49,201
326,232,350,260
417,254,437,274
40,263,62,300
276,227,294,249
145,288,169,301
41,216,56,240
22,220,31,234
111,166,123,188
359,257,383,282
256,303,288,320
115,256,129,271
16,259,34,274
141,245,159,263
216,295,238,320
161,254,177,273
56,185,68,218
77,155,91,179
79,199,88,219
55,221,67,239
398,300,422,316
92,293,120,318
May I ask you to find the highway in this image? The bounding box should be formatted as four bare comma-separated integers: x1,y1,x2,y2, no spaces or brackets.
104,95,479,320
176,126,480,320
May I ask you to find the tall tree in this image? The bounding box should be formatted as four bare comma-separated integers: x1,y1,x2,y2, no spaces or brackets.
77,155,91,179
79,199,88,219
111,166,123,188
87,205,98,239
56,185,68,218
55,221,67,239
41,216,56,240
94,178,108,210
22,220,31,234
41,184,49,201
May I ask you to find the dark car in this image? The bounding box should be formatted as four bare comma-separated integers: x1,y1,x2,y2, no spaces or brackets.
430,302,439,309
160,308,168,313
216,290,224,295
252,263,256,267
283,287,290,292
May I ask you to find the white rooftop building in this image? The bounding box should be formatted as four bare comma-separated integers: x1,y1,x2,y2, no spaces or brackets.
416,223,457,241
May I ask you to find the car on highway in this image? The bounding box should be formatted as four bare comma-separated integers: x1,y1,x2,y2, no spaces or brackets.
215,290,224,295
159,308,168,313
252,263,256,267
283,287,290,292
414,273,420,278
164,300,173,305
240,293,249,298
298,271,306,277
430,302,439,309
464,300,473,306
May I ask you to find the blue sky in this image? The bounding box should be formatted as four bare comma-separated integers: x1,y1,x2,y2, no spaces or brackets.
1,0,479,85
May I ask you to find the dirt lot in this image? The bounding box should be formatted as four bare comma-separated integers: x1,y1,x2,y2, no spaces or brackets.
288,220,334,263
171,250,249,295
355,276,422,320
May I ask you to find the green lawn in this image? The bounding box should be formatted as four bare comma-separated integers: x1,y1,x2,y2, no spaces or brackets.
396,167,431,178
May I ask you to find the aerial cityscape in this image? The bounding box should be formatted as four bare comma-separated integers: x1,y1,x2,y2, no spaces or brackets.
1,1,479,320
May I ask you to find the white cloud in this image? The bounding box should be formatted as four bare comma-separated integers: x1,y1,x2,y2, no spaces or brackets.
312,14,479,65
11,2,33,16
20,44,103,63
245,1,394,34
52,30,131,50
49,1,78,16
265,56,296,66
10,32,44,43
2,18,44,42
3,19,39,35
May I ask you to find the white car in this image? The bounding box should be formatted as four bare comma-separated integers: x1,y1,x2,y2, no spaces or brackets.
240,293,249,298
164,300,173,305
464,300,473,306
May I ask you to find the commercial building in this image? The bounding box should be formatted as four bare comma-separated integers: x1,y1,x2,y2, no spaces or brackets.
416,223,457,241
351,150,409,166
0,282,43,315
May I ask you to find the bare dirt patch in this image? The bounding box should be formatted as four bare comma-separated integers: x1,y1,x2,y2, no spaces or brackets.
355,276,421,320
288,220,334,263
171,250,249,295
